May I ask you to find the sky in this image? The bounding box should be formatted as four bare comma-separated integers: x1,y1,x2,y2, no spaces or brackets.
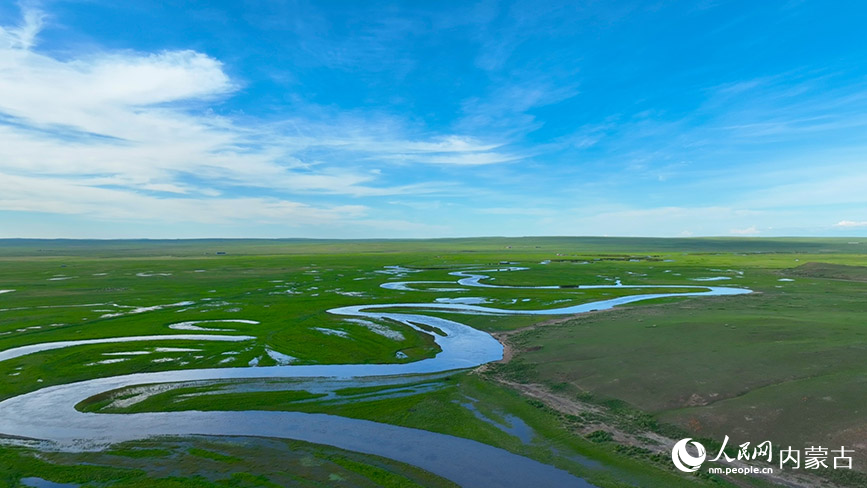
1,0,866,239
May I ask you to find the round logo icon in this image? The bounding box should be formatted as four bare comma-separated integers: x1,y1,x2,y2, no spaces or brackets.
672,438,707,472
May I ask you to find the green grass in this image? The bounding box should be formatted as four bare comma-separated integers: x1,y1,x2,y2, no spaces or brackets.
188,448,242,464
485,260,867,484
334,379,446,397
783,261,867,281
3,237,867,487
84,372,744,488
80,384,329,413
0,436,462,488
106,448,173,459
327,455,430,488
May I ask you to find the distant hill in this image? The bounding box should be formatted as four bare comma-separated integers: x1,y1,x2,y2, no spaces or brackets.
0,236,865,258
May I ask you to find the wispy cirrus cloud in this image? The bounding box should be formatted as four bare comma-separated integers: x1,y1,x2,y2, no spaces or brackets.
0,3,42,49
3,2,865,239
0,5,520,232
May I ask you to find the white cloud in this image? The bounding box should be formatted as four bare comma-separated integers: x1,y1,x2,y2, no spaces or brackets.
0,171,368,224
374,150,520,166
0,4,43,49
730,226,760,236
0,6,520,234
834,220,867,228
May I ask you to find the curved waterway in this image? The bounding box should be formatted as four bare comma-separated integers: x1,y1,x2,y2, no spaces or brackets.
0,267,751,488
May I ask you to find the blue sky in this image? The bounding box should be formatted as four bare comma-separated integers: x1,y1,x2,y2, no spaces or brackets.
1,0,866,238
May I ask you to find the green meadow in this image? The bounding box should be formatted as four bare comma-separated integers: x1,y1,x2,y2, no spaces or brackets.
1,237,866,487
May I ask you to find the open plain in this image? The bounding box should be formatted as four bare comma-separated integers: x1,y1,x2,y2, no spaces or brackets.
1,237,866,488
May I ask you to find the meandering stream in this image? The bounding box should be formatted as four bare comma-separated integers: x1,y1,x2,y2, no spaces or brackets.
0,267,751,488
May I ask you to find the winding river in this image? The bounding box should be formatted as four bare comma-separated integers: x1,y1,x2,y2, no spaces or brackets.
0,266,751,488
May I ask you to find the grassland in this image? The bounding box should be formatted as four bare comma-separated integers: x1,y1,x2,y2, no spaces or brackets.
1,237,866,487
1,436,462,488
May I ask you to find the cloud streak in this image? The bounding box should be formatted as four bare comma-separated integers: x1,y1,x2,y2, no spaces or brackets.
0,3,42,49
0,5,523,233
834,220,867,228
